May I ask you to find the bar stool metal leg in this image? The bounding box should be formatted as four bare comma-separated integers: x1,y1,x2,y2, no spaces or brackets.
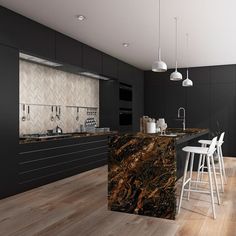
217,146,224,193
196,153,203,188
178,152,190,214
206,155,216,219
210,154,221,205
187,152,194,200
220,147,227,184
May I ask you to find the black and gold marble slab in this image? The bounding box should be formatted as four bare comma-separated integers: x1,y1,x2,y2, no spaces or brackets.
108,128,208,220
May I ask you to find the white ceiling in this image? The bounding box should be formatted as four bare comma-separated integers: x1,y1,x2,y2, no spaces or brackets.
1,0,236,70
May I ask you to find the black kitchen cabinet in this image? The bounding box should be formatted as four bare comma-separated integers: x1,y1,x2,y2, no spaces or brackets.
0,44,19,199
144,71,166,118
132,68,144,131
0,6,55,60
102,53,118,79
82,44,102,74
18,135,109,192
186,67,210,128
118,61,133,84
99,80,119,130
210,65,236,156
118,61,144,131
55,33,82,67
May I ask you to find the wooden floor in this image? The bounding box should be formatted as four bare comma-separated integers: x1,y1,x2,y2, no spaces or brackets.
0,157,236,236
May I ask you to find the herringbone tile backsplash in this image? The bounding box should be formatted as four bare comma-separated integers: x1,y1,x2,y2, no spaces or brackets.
19,60,99,135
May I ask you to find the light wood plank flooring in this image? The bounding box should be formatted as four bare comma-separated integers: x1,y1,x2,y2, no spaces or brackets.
0,157,235,236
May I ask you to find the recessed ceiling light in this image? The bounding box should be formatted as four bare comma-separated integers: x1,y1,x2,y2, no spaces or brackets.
122,43,129,48
76,15,86,21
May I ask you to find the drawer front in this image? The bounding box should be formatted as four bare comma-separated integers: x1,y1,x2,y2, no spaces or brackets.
19,152,108,183
18,136,109,191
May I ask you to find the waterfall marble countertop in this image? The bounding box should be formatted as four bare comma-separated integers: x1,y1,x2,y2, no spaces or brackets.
108,128,209,220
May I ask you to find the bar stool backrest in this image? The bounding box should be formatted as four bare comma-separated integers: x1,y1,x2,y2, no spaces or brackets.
207,136,217,156
218,132,225,147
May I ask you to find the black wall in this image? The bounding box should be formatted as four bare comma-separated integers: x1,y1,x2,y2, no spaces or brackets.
144,65,236,157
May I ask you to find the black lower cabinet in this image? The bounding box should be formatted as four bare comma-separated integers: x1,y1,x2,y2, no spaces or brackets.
0,44,19,199
18,135,109,192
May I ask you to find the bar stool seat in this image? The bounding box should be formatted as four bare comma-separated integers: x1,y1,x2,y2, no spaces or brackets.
199,140,223,146
182,146,208,155
178,136,220,219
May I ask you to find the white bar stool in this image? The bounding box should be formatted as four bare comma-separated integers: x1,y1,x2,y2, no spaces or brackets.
198,132,226,191
178,137,220,219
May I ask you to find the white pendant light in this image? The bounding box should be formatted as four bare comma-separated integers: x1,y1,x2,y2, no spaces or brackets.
182,33,193,87
152,0,167,72
170,17,182,81
182,69,193,87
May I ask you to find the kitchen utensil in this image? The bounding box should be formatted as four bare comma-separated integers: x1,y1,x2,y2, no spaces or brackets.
54,125,63,134
21,104,26,121
50,106,54,121
27,105,30,120
58,106,61,120
76,107,79,121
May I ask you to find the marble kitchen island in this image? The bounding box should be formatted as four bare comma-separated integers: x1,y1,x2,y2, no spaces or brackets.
108,128,209,220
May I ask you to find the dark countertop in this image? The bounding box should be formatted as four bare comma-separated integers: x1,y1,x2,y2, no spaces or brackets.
19,131,117,144
108,128,209,220
112,128,209,144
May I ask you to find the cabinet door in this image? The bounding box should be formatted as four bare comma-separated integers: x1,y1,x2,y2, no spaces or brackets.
82,44,102,73
55,33,82,67
132,69,144,131
118,61,133,84
102,53,118,79
0,6,55,60
186,67,210,128
99,80,119,130
0,44,19,198
210,65,236,156
144,71,166,118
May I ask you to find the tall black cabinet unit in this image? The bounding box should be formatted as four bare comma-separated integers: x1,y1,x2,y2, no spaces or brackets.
144,65,236,157
0,44,19,198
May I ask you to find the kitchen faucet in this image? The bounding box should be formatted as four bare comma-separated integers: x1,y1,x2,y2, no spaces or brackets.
177,107,186,131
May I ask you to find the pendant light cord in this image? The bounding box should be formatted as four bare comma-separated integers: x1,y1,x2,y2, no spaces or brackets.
158,0,161,60
186,33,189,76
175,17,178,70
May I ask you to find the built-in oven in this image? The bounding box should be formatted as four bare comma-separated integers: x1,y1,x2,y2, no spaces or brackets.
119,109,132,126
119,82,133,131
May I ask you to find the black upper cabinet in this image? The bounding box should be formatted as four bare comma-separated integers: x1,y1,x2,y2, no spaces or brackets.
0,44,19,198
102,53,118,79
99,80,119,130
118,61,133,84
55,33,82,67
0,6,55,60
144,71,165,118
82,44,102,74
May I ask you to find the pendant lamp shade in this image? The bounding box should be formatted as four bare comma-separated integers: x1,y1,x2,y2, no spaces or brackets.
170,69,183,81
170,17,182,81
182,34,193,87
152,0,167,72
182,69,193,87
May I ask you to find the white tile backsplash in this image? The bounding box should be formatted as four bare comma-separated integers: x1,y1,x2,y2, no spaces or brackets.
19,60,99,135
